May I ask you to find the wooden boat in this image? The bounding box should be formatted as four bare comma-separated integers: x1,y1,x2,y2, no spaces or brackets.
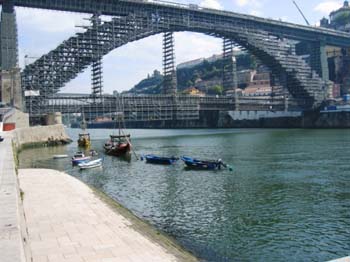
181,156,226,170
78,158,102,170
144,155,178,165
104,135,131,156
77,133,91,148
53,154,69,159
104,113,131,157
72,152,91,165
77,114,90,148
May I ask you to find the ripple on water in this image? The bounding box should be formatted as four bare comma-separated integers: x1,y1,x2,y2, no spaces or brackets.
19,129,350,262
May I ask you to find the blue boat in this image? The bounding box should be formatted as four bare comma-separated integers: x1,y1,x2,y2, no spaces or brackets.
72,152,91,165
181,156,226,170
144,155,178,165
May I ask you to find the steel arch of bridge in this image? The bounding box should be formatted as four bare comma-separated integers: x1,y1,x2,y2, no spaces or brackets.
16,0,350,112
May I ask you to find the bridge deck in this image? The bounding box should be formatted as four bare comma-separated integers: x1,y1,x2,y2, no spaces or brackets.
5,0,350,46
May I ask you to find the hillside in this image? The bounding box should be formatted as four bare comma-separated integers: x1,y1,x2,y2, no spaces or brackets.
126,53,256,95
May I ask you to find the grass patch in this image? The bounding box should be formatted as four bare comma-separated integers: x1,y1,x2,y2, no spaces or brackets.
20,189,24,201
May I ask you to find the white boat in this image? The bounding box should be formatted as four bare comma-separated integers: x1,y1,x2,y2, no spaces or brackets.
78,158,103,170
53,154,69,159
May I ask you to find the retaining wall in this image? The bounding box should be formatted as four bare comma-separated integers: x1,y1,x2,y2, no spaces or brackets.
13,124,71,149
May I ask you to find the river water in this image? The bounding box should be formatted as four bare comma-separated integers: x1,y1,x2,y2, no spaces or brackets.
19,128,350,262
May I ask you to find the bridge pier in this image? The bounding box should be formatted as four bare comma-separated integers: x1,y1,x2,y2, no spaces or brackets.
0,67,23,110
310,41,330,81
0,0,23,110
0,0,18,71
222,38,238,110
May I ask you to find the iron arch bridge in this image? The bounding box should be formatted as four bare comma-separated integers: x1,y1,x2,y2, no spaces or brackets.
2,0,350,113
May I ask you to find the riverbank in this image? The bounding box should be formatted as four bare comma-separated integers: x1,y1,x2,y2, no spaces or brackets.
18,168,198,262
1,125,197,262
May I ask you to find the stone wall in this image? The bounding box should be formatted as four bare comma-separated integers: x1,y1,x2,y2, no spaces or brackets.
302,111,350,128
13,124,71,149
4,109,29,129
0,68,23,110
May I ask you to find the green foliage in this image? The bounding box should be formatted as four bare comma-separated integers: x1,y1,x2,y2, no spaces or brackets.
333,12,350,26
128,73,163,94
207,85,223,95
128,53,255,94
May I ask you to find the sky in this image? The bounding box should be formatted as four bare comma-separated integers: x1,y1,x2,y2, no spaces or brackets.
14,0,346,94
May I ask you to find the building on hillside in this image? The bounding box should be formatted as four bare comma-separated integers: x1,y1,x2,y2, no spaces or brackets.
182,87,205,96
177,51,245,70
226,70,272,97
320,1,350,32
177,58,205,70
320,1,350,97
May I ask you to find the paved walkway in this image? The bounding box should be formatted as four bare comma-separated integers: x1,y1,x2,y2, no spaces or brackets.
0,132,26,262
19,169,197,262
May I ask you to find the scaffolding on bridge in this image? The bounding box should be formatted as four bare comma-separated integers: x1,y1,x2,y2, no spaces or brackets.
16,0,337,115
162,32,177,96
90,14,104,100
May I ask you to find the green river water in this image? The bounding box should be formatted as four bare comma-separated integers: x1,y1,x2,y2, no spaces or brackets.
19,128,350,262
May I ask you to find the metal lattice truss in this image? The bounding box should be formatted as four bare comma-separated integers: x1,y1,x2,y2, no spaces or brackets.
19,0,350,113
90,14,104,98
222,38,237,92
162,32,177,95
42,94,299,122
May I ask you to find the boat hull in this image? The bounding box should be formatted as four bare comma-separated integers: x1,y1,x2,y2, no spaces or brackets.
181,156,220,170
79,159,102,169
104,143,131,157
72,156,91,165
53,155,69,159
79,163,102,169
145,155,178,165
77,139,90,148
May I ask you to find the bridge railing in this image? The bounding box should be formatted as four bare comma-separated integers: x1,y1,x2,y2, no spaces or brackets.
123,0,350,39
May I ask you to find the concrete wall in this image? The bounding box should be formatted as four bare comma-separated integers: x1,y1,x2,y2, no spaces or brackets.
0,68,23,110
228,110,302,120
4,109,29,129
13,124,71,149
302,111,350,128
46,112,62,125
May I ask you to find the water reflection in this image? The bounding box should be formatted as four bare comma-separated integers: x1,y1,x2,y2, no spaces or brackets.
19,128,350,262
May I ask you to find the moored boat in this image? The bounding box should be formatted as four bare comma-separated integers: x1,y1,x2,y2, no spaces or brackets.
181,156,226,170
144,154,178,165
72,152,91,165
104,113,132,157
78,158,103,170
77,133,91,148
104,135,131,156
53,154,69,159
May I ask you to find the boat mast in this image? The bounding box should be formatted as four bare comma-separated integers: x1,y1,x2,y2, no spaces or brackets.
81,111,87,132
